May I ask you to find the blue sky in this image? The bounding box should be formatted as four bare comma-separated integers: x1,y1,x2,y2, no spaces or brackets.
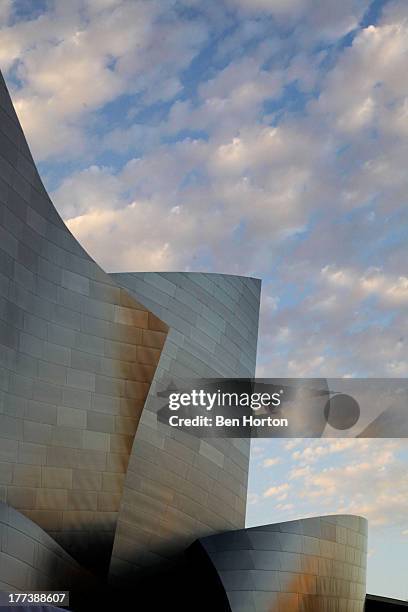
1,0,408,600
247,438,408,599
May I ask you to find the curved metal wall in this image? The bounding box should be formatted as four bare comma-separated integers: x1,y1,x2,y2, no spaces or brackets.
109,272,261,580
0,71,168,572
0,67,375,612
0,69,374,612
0,500,90,593
198,514,368,612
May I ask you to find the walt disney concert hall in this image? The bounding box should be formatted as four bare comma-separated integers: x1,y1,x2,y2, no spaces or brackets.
0,70,405,611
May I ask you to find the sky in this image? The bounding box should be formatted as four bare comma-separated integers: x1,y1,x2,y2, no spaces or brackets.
1,0,408,600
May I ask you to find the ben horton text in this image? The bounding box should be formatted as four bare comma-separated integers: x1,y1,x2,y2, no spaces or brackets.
167,389,289,428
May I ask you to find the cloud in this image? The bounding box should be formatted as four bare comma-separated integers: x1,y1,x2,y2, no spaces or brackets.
275,503,294,511
284,439,303,451
167,54,285,142
249,439,408,535
1,0,208,160
290,440,408,529
226,0,370,41
263,483,290,498
321,265,408,307
3,0,408,383
55,111,326,276
52,165,125,219
0,0,12,26
315,12,408,136
57,140,246,273
251,444,267,457
248,492,260,505
67,206,174,271
292,439,358,464
262,457,283,468
289,465,311,480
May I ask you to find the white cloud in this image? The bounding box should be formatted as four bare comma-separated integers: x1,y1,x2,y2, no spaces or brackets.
290,440,408,529
167,56,284,141
251,444,267,457
320,265,408,307
248,492,260,505
289,465,311,480
262,457,283,468
227,0,369,41
0,0,12,26
56,113,326,277
3,0,408,383
263,483,290,498
315,6,408,137
248,439,408,547
275,502,294,511
66,201,178,272
52,165,125,219
292,439,357,464
284,439,303,451
1,1,208,160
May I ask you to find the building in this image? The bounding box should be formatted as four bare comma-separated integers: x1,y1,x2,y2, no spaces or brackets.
0,69,403,611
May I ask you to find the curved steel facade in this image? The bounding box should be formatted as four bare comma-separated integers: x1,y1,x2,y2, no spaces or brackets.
0,501,90,593
0,68,261,584
199,514,368,612
0,71,168,572
109,272,261,579
0,68,376,612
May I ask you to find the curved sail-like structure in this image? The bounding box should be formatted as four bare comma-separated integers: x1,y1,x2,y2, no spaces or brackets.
109,272,260,579
0,69,260,586
198,514,368,612
0,71,168,573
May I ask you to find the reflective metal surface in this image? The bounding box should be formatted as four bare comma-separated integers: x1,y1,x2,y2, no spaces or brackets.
0,68,371,612
0,68,262,590
109,272,261,579
0,70,168,572
0,500,91,592
199,514,368,612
